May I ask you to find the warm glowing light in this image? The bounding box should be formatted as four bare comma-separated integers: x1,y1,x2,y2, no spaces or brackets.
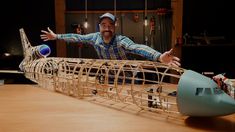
4,53,11,56
84,18,88,28
115,17,118,27
144,17,148,26
84,0,88,29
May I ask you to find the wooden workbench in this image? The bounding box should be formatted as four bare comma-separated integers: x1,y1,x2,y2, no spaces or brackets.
0,84,235,132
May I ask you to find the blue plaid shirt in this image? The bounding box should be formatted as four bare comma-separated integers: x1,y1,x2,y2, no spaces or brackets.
57,32,161,61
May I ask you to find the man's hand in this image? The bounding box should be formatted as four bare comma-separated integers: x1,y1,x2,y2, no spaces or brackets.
40,27,57,41
159,48,181,67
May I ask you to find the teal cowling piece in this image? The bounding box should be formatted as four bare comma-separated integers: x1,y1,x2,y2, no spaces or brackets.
177,70,235,117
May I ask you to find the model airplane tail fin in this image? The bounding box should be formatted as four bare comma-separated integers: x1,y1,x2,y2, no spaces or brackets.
19,28,32,58
19,28,51,71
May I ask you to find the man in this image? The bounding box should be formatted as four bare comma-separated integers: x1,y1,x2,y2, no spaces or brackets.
40,12,180,67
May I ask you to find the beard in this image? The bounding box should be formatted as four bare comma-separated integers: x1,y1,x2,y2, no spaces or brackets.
102,31,113,38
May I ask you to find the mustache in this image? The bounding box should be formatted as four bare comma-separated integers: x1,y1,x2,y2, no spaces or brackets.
102,31,113,34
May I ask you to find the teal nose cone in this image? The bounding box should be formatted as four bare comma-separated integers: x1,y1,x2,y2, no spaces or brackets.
177,70,235,117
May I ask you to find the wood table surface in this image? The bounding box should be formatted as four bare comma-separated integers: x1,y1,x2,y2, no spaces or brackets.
0,84,235,132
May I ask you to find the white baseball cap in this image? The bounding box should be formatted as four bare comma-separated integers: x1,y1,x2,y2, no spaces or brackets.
99,12,116,23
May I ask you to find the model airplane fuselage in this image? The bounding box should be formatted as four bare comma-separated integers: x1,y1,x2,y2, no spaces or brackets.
19,28,235,117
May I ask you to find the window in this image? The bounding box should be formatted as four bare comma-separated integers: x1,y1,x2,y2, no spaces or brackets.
195,88,203,96
213,87,223,95
204,88,212,95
